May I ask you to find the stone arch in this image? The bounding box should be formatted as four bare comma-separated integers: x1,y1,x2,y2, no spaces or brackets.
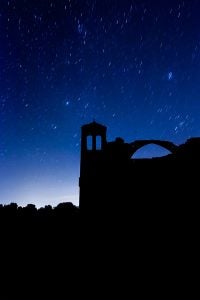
129,140,177,157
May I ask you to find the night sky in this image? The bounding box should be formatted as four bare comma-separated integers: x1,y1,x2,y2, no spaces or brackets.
1,0,200,207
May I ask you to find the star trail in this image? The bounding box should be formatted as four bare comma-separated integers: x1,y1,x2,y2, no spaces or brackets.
0,0,200,206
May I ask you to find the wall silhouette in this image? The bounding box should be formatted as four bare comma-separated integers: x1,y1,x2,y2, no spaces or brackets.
79,121,200,214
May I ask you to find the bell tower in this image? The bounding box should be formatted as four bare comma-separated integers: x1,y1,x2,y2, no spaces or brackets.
79,121,107,210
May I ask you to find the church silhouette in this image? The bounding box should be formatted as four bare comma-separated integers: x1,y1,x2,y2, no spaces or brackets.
1,122,199,298
79,121,200,214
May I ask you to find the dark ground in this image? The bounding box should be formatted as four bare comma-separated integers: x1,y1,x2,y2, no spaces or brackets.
0,181,198,298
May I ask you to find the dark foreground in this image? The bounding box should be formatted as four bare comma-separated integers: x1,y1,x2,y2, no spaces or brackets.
0,193,198,298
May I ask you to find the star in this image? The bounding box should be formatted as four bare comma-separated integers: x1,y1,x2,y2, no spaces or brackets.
168,72,173,81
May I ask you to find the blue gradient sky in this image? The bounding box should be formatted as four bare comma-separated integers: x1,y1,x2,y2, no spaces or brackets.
0,0,200,207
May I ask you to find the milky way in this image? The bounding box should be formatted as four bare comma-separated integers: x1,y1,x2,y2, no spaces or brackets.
0,0,200,206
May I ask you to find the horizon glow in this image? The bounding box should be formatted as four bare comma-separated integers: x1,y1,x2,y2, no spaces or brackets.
0,0,200,206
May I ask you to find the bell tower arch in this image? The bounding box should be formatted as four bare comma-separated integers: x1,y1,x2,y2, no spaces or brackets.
79,121,107,209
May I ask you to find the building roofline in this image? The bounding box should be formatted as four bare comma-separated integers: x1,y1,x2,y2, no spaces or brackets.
81,121,107,129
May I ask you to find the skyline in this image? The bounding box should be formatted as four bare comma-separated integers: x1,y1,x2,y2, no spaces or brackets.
1,0,200,206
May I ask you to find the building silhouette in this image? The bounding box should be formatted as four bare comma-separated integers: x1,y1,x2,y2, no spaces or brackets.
79,121,200,212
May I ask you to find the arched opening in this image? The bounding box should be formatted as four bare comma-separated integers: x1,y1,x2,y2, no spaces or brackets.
96,136,102,150
87,135,93,150
132,144,171,159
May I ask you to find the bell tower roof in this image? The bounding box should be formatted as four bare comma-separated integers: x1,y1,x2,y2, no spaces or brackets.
81,121,107,135
81,121,106,130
